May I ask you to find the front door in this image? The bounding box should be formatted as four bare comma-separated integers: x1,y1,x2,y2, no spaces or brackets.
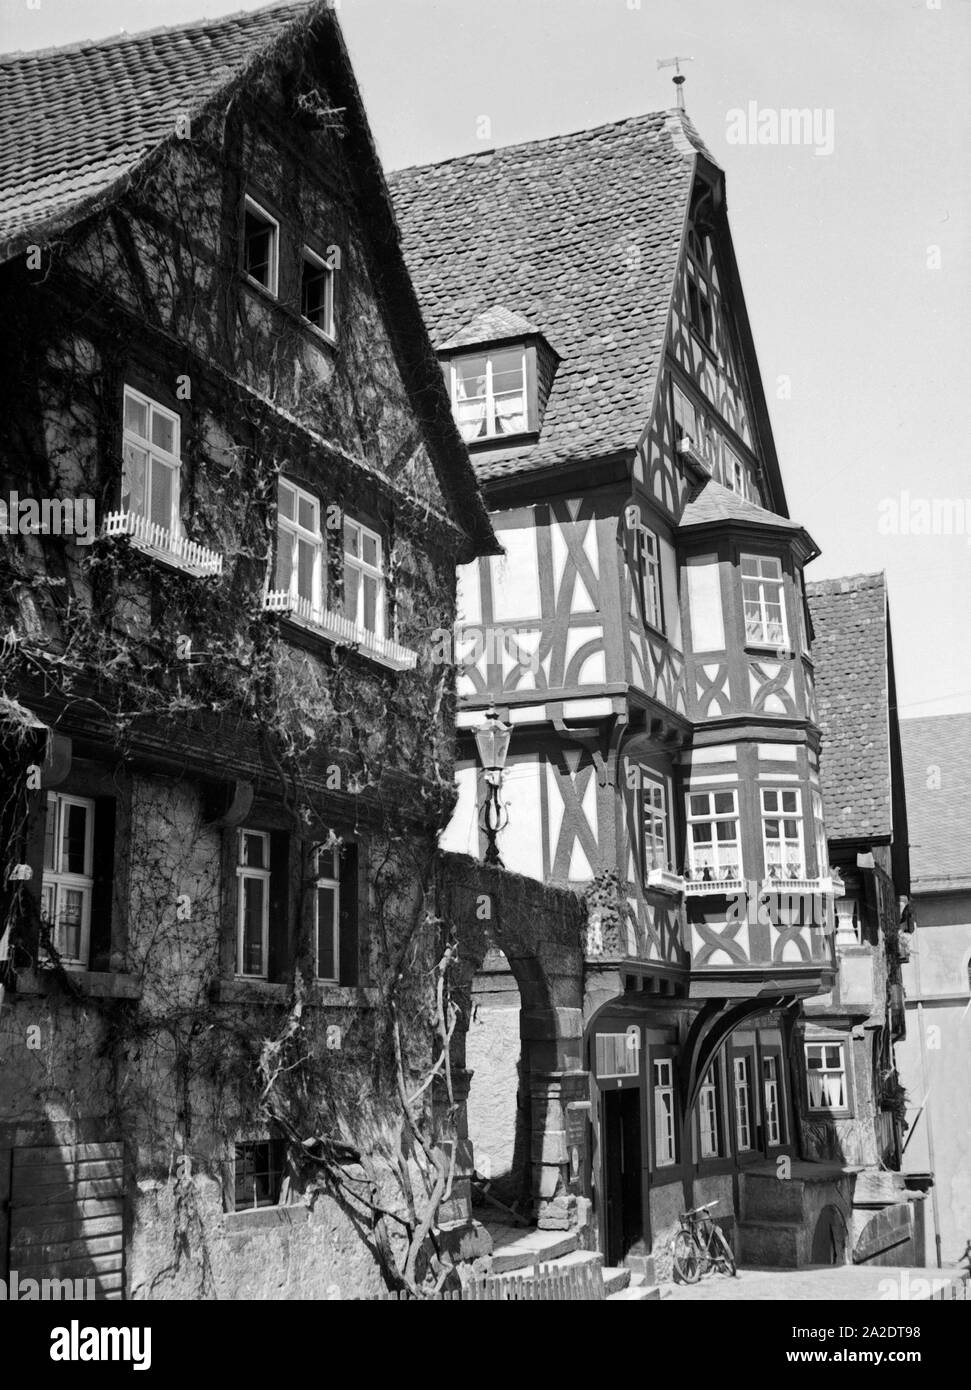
602,1087,643,1265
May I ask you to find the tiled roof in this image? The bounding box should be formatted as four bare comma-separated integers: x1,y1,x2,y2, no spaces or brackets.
0,2,316,259
806,573,892,842
679,477,809,537
439,305,544,351
900,714,971,893
389,110,710,482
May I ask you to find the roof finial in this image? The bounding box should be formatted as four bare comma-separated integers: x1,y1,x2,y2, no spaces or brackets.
657,55,694,111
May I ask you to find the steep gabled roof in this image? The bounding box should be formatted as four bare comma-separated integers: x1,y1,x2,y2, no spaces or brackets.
900,714,971,894
806,573,893,843
389,110,702,482
0,1,498,557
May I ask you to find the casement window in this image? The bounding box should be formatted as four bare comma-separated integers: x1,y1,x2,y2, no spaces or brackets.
762,1055,784,1145
276,479,324,620
301,247,335,339
450,348,528,442
122,387,181,535
672,383,698,449
594,1032,639,1080
40,793,94,967
805,1042,848,1111
698,1063,722,1159
343,517,385,637
653,1058,677,1167
640,770,672,877
233,1139,287,1210
811,790,829,878
741,554,787,647
686,790,741,881
236,830,271,978
761,788,805,880
733,1056,753,1151
634,524,664,632
687,229,714,345
242,197,279,295
315,847,341,983
726,447,746,499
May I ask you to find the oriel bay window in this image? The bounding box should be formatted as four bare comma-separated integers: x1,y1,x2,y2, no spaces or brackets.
761,788,805,881
122,386,181,535
741,554,787,647
450,348,528,442
685,789,741,883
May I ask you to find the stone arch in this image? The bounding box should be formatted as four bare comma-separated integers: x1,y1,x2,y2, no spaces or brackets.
436,853,587,1230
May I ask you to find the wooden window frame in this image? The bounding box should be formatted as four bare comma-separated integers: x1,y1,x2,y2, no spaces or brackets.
696,1057,726,1163
804,1040,852,1117
761,1051,785,1147
236,830,271,980
685,788,742,881
760,786,806,881
242,195,280,297
732,1052,755,1153
300,246,336,342
639,767,674,880
449,347,532,443
741,553,788,649
342,515,387,639
40,792,95,968
811,789,829,878
276,478,325,620
233,1138,288,1210
314,847,341,984
647,1045,679,1178
635,523,664,634
122,385,182,537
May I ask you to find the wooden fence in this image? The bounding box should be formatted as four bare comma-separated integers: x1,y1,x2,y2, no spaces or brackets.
372,1260,605,1301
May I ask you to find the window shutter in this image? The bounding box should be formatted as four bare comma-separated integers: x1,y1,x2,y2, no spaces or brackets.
338,842,360,986
89,796,116,971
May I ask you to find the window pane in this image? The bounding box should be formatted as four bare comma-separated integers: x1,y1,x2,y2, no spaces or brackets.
150,461,174,530
58,887,84,959
151,410,175,454
241,878,265,975
713,792,735,815
316,885,337,980
298,496,316,532
241,832,266,869
122,444,148,517
124,393,148,439
43,797,56,871
362,532,379,568
61,802,88,875
343,519,360,557
362,574,378,634
301,259,330,328
297,537,316,604
244,211,274,287
275,528,293,593
277,482,294,521
689,794,710,817
344,563,360,624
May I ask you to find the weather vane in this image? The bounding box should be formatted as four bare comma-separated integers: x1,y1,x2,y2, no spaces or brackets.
657,55,694,111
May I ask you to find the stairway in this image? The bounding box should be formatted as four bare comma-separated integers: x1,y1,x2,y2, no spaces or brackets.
486,1223,660,1300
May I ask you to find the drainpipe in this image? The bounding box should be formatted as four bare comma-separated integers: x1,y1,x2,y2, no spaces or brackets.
914,959,942,1268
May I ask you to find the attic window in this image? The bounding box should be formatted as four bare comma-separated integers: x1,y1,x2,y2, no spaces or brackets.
450,348,529,442
243,197,279,296
301,248,335,339
687,228,714,347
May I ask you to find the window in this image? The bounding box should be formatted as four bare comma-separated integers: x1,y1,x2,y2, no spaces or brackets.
640,771,671,878
122,387,181,534
805,1042,847,1110
763,1055,784,1145
276,479,324,620
301,248,335,339
635,525,663,632
243,197,278,295
343,517,385,637
686,790,741,881
726,447,746,499
236,831,270,978
594,1032,639,1080
234,1139,286,1210
40,793,94,967
315,847,340,983
653,1058,677,1167
811,790,829,879
741,555,787,647
761,788,805,880
698,1064,722,1159
687,229,714,345
733,1056,753,1150
450,348,528,441
672,383,697,449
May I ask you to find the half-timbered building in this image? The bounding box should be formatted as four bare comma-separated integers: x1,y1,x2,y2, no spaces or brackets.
392,109,860,1272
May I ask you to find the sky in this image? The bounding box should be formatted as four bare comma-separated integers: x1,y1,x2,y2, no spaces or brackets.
2,0,969,718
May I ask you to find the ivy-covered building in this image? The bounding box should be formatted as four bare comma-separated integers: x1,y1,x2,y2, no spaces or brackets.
391,107,918,1274
0,3,500,1299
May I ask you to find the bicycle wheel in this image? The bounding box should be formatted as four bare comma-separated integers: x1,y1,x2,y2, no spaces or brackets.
671,1230,702,1283
709,1225,737,1277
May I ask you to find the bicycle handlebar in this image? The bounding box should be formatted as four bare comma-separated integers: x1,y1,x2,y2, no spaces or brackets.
682,1200,719,1217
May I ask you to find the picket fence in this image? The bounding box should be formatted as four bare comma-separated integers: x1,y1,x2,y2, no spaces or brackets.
372,1260,604,1302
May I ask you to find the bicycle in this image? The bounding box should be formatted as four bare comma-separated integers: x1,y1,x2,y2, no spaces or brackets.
671,1199,737,1283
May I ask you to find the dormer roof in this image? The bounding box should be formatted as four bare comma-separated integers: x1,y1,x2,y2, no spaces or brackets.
678,478,818,557
439,305,547,352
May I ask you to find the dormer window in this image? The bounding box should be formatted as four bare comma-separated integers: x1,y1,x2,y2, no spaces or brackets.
450,348,528,442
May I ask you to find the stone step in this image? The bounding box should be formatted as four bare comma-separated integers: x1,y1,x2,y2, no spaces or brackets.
608,1284,661,1301
737,1218,804,1268
489,1225,580,1274
602,1265,631,1295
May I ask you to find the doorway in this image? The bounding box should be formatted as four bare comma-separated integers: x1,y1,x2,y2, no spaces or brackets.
602,1087,643,1265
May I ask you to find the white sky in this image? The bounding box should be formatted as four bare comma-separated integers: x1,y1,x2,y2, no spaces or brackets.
3,0,969,717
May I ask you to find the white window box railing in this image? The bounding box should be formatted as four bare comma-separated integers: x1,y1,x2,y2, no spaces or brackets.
677,437,712,476
646,867,686,896
759,875,845,897
262,589,418,671
103,510,223,577
684,875,745,897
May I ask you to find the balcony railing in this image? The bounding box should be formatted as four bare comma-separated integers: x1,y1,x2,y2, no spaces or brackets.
646,867,686,896
262,589,418,671
684,872,845,899
684,875,746,897
103,510,223,577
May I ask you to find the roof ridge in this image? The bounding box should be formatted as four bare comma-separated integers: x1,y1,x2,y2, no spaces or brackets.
0,1,314,66
387,106,675,176
805,571,886,593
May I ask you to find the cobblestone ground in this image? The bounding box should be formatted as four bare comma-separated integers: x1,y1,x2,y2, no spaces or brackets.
660,1266,968,1301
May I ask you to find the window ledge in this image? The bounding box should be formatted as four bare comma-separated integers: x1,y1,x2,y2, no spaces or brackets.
12,967,142,1000
224,1203,309,1233
646,868,686,897
103,510,223,577
762,876,845,897
684,877,745,897
744,642,792,658
215,978,378,1008
262,591,418,671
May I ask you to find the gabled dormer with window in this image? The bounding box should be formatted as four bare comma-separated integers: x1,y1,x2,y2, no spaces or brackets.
437,306,559,449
